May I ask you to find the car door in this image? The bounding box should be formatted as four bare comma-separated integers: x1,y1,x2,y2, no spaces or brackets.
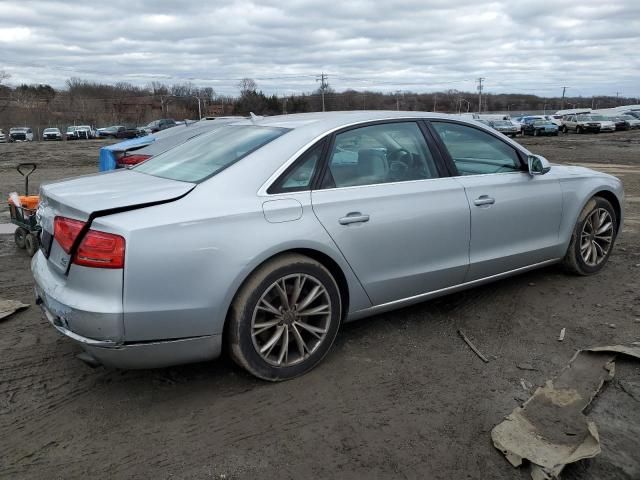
310,121,471,306
429,120,563,281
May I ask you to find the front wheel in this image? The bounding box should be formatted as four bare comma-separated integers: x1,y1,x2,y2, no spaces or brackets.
14,227,28,249
563,197,617,275
228,254,342,381
25,232,39,256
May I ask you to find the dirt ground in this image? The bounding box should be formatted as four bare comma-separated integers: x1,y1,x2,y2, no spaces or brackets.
1,133,639,479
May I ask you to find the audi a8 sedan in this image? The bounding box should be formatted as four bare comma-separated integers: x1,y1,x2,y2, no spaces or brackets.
32,111,624,380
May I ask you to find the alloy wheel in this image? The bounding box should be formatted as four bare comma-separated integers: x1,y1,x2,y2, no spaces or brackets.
251,274,332,367
580,208,614,267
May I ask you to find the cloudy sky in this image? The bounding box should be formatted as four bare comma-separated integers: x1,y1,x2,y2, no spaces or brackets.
1,0,638,97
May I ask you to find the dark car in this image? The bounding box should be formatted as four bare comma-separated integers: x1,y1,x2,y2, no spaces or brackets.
141,118,177,134
523,120,559,136
609,116,630,131
96,126,125,138
115,126,145,139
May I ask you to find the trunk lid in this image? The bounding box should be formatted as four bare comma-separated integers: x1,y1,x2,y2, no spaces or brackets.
37,169,194,274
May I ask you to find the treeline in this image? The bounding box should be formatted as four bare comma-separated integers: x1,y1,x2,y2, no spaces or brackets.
0,72,636,134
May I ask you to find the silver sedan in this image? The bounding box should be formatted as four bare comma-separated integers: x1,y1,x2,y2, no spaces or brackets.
32,111,624,380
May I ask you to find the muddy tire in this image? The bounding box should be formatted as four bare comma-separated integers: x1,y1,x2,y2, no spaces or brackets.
25,233,39,257
563,196,617,275
14,227,28,249
228,254,342,381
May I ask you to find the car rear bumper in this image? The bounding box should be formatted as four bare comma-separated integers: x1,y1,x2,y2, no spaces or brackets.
32,251,221,369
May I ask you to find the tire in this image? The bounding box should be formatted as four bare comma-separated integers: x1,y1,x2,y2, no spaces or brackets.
562,125,568,133
534,129,539,137
25,233,40,256
562,196,617,276
14,227,28,249
228,253,342,381
576,126,582,134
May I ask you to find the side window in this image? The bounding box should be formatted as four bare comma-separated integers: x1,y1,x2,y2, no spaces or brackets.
268,140,324,193
321,122,438,189
431,122,522,176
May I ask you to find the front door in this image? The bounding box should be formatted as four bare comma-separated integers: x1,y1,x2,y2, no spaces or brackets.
429,121,563,280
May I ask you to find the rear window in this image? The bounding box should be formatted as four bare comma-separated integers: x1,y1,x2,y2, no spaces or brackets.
134,125,289,183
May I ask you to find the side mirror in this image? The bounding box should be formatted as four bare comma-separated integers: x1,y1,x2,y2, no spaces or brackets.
527,155,551,176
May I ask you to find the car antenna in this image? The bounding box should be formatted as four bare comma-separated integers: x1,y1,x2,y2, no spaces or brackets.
249,112,263,124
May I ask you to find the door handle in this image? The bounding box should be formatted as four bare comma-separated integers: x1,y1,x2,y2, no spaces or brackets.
474,195,495,206
339,212,370,225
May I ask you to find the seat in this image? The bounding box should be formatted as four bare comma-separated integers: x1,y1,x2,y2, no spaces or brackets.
356,149,388,185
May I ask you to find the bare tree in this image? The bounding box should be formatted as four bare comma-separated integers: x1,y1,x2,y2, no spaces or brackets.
238,78,257,96
0,69,10,85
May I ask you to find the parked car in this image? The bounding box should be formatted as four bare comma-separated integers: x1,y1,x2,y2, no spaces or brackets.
117,126,145,139
65,126,80,140
522,119,559,136
587,115,616,133
516,116,545,133
9,127,34,142
42,127,63,141
99,117,245,171
141,118,177,134
77,125,95,139
0,129,6,143
33,111,624,380
96,126,125,138
561,114,601,134
615,114,640,129
489,120,519,137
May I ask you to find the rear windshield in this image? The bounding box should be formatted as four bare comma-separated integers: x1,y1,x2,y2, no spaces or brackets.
134,125,289,183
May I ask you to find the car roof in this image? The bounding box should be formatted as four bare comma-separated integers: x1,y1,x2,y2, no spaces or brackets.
229,110,480,134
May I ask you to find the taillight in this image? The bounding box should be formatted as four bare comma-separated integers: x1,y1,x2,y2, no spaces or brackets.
118,154,151,166
75,230,125,269
54,216,125,269
54,216,85,253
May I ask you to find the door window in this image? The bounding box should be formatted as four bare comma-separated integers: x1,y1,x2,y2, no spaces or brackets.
321,122,438,188
431,122,522,175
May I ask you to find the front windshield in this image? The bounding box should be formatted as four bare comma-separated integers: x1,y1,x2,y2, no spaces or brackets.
44,128,57,133
588,115,606,121
577,115,590,121
493,121,511,127
135,125,289,183
620,115,634,120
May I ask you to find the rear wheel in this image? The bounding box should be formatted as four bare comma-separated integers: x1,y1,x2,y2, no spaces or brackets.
14,227,27,249
228,254,342,381
563,196,617,275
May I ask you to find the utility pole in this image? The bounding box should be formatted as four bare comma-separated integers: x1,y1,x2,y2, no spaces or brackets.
560,86,568,110
616,92,620,105
282,97,287,115
433,93,437,112
316,73,328,112
477,77,485,113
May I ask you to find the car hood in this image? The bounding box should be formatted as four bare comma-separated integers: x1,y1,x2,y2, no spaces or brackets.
38,169,195,228
551,164,618,181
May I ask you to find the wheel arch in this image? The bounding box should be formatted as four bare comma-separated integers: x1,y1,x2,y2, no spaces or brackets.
221,246,356,347
593,190,621,233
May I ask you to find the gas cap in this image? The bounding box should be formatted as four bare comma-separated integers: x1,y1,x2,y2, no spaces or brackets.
262,199,303,223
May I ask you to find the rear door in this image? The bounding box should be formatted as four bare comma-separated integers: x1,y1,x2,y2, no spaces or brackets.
428,120,563,281
310,121,470,305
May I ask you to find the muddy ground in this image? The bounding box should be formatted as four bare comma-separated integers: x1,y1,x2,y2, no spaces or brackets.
1,133,639,479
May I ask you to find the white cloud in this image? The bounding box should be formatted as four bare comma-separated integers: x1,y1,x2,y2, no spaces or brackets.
0,0,638,97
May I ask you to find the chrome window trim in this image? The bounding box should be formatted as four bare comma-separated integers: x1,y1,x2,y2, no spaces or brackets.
257,116,452,197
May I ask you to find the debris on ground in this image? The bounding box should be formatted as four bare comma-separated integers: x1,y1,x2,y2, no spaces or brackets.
517,363,538,371
558,328,566,341
457,329,489,363
491,345,640,480
0,299,29,321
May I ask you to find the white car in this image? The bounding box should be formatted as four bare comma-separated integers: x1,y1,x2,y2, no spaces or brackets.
43,127,63,141
9,127,34,142
588,115,616,132
77,125,95,139
0,129,6,143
